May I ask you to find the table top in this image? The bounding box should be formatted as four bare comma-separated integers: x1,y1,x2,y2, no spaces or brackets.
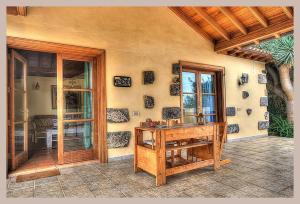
135,123,214,131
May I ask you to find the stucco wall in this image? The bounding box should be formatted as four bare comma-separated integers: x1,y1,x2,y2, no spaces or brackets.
7,7,268,158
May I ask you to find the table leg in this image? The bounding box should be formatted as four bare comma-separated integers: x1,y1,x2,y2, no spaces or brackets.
134,128,142,173
213,125,221,170
155,130,166,186
46,130,52,150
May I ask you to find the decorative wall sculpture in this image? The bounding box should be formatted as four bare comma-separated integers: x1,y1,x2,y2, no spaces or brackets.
162,107,181,120
258,121,269,130
172,63,180,75
114,76,132,87
264,111,269,120
107,108,130,123
170,83,180,96
246,108,252,115
226,107,236,116
144,95,155,109
242,91,249,99
227,124,240,134
258,74,267,84
143,71,155,84
260,97,268,106
172,76,180,83
238,73,249,85
107,131,131,148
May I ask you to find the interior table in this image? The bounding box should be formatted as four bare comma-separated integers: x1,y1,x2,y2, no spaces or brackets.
134,123,231,186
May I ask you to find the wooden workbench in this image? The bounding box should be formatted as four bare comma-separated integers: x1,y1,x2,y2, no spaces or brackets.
134,123,231,186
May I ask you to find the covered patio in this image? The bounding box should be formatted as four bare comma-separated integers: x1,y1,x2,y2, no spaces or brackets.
6,6,294,199
7,136,294,198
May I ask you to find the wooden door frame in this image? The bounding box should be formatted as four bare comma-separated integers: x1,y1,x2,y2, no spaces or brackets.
7,36,108,164
179,60,226,123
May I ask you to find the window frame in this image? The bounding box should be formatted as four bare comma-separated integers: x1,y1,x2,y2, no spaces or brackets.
179,60,226,124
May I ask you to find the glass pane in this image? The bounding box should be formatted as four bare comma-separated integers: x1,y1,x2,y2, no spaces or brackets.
14,58,25,91
63,91,93,120
183,94,197,115
205,115,216,122
182,72,196,93
15,123,24,155
63,60,92,89
14,90,24,122
64,122,93,151
202,95,215,114
183,116,197,124
201,74,215,93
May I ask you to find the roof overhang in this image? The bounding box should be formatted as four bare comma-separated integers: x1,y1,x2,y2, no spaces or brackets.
170,6,294,63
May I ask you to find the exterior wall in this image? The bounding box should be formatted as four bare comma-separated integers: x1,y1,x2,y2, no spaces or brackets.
7,7,268,159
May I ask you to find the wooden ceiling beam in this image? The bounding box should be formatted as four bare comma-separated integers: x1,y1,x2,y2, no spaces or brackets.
169,7,213,42
282,7,293,19
193,7,230,40
228,48,241,55
254,40,260,45
274,33,281,38
247,7,268,27
218,7,247,35
215,19,293,52
7,6,27,16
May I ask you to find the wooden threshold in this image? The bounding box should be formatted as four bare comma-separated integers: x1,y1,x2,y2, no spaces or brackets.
16,169,60,183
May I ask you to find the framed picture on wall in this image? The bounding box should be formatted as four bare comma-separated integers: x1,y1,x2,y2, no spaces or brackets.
51,85,57,109
51,85,82,110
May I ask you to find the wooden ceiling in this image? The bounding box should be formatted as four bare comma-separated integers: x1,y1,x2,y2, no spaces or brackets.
170,6,294,62
7,6,293,62
15,49,85,78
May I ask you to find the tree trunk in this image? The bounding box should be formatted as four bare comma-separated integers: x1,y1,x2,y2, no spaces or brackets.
279,64,294,123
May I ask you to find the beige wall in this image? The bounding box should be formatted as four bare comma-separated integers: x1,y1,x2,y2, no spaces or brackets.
7,7,268,158
26,76,84,117
27,76,57,116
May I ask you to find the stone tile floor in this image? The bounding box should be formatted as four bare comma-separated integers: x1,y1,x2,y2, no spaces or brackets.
7,136,294,198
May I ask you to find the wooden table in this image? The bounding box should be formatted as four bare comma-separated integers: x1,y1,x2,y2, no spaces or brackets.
134,123,231,186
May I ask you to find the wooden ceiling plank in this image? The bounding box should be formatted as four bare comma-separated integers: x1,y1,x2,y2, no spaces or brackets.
169,7,213,42
7,6,27,16
193,7,230,40
218,7,247,35
282,7,293,19
247,7,268,27
215,19,293,52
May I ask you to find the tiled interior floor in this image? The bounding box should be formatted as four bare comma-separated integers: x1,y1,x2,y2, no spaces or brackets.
7,136,294,198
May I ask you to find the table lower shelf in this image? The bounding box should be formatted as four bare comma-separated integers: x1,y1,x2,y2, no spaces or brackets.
166,158,214,176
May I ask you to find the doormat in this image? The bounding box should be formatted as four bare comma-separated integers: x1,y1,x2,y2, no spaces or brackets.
16,169,60,183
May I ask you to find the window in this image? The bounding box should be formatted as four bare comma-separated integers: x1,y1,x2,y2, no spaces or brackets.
181,64,223,123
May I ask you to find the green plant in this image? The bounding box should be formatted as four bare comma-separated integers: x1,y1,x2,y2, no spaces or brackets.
259,35,294,66
259,35,294,124
269,113,294,138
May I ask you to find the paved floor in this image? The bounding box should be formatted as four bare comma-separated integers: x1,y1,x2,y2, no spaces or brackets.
7,136,294,198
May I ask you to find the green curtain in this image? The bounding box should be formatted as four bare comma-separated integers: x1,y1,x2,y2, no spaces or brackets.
83,62,92,149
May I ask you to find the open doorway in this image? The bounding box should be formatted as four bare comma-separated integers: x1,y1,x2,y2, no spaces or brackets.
8,49,59,171
7,37,107,174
